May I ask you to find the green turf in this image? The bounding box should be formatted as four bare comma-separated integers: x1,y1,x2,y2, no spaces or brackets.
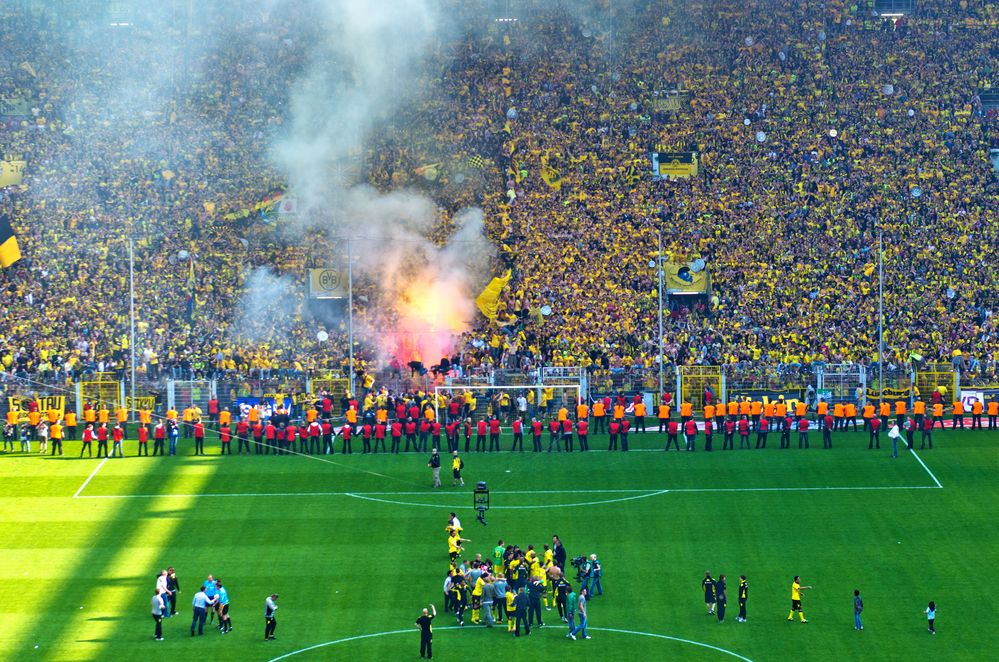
1,427,997,661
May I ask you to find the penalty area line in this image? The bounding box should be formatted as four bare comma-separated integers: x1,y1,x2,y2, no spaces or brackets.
906,446,943,488
72,456,108,498
74,483,939,501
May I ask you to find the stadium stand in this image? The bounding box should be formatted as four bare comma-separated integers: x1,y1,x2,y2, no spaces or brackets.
0,0,996,396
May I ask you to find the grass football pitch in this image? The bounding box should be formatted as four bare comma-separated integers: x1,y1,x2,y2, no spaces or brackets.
1,427,996,661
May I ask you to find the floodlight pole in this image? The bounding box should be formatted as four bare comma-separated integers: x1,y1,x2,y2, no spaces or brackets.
657,227,664,400
129,237,136,419
347,238,354,398
878,228,884,405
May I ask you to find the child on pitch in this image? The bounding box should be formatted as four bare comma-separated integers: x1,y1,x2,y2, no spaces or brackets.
925,601,936,634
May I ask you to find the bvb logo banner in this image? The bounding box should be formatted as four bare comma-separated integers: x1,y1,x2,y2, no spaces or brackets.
308,268,347,299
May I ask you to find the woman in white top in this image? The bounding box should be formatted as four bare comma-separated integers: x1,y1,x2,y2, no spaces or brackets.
37,422,48,454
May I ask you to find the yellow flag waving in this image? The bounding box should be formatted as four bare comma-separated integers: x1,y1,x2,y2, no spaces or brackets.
0,212,22,268
540,151,562,191
475,270,512,320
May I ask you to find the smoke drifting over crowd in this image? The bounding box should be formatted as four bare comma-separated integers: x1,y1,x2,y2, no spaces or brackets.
272,0,493,365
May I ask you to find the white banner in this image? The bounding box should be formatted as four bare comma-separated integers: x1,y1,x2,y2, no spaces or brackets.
960,391,983,409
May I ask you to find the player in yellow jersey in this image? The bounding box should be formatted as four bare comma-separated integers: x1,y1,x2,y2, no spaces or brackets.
471,571,485,624
505,586,517,632
787,575,812,622
448,532,470,563
451,451,465,487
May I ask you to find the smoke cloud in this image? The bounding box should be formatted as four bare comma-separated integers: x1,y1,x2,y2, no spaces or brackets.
233,267,300,344
271,0,494,365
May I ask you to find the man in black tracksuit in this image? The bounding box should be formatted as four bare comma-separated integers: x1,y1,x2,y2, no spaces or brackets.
527,578,544,627
737,575,749,622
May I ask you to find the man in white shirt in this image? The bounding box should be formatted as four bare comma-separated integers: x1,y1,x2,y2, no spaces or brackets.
887,423,901,459
191,586,217,636
155,571,171,617
152,590,165,640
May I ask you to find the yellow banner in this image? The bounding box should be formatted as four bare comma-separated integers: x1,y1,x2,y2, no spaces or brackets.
475,270,512,321
0,161,26,187
125,396,156,411
652,152,697,178
7,396,66,424
865,387,912,401
664,263,710,294
649,91,691,112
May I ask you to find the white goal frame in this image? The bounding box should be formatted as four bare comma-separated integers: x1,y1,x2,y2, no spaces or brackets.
434,383,582,422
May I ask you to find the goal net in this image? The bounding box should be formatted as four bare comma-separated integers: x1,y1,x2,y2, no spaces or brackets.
434,383,582,424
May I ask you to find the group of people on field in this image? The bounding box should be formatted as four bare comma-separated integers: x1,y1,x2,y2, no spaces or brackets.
5,386,996,459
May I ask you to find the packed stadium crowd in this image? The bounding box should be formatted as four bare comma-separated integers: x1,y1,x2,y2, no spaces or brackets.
1,0,997,389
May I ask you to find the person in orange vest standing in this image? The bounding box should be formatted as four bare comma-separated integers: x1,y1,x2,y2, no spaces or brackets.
84,405,97,437
50,419,63,456
612,401,625,425
912,398,926,431
656,401,670,433
739,398,752,423
633,399,647,433
116,405,129,439
182,405,196,439
97,406,110,428
931,402,945,429
727,399,739,423
844,402,858,431
591,399,605,435
895,398,907,428
28,408,42,443
750,399,763,431
680,401,693,426
987,397,999,431
951,399,965,430
862,402,875,432
815,399,828,424
970,398,983,430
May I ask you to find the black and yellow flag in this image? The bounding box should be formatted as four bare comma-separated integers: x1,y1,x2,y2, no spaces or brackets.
0,213,22,268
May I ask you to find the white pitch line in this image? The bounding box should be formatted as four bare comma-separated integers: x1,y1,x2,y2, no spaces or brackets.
73,483,940,501
72,457,108,498
265,625,754,662
344,489,672,510
667,485,941,493
590,627,754,661
907,446,943,488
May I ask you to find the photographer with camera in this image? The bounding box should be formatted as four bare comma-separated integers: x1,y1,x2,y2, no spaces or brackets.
570,555,587,582
588,554,602,598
